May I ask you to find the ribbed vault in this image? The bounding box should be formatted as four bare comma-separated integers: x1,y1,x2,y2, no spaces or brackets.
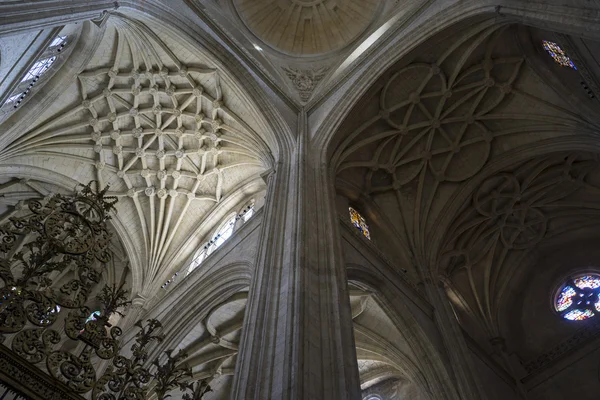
331,19,600,385
0,15,273,299
441,152,600,338
332,22,600,266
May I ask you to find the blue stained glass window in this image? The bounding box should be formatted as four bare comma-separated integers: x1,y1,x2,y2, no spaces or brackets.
555,274,600,321
542,40,577,70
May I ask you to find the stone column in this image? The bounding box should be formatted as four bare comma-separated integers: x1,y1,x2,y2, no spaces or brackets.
0,1,119,36
231,113,361,399
426,278,489,400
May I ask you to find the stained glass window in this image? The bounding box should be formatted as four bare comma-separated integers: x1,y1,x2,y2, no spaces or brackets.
554,274,600,321
542,40,577,70
86,310,101,324
349,207,370,240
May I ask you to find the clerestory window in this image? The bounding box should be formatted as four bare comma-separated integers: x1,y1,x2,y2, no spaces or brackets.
542,40,577,70
2,35,68,109
349,206,370,240
186,215,236,276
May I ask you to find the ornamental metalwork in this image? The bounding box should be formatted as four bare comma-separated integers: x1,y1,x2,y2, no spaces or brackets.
0,182,210,399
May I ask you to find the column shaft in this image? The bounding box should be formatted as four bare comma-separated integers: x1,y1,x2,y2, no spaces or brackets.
425,280,489,400
232,113,360,400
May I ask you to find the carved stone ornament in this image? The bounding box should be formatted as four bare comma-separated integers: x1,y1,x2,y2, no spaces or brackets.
282,66,329,102
522,317,600,374
4,16,269,293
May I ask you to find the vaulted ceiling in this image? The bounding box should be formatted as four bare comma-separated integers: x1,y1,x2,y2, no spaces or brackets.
0,14,274,300
331,16,600,381
197,0,426,105
2,2,600,399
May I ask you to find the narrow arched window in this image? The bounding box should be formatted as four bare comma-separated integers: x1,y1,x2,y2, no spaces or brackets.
349,207,370,240
2,34,69,109
207,215,236,255
542,40,577,70
21,56,57,82
187,215,237,276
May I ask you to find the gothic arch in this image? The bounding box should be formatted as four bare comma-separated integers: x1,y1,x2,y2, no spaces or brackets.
429,136,600,274
143,261,252,360
315,1,600,160
0,12,291,302
348,265,460,400
434,142,600,341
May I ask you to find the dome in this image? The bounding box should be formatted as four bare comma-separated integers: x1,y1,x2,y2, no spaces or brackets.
233,0,381,56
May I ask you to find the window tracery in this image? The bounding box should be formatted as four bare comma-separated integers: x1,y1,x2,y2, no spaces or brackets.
349,207,370,240
2,35,68,109
554,274,600,320
542,40,577,70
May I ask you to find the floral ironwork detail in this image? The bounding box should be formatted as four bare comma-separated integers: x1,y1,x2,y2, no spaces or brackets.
0,182,209,399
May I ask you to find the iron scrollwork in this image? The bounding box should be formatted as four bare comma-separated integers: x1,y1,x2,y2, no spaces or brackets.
0,182,210,399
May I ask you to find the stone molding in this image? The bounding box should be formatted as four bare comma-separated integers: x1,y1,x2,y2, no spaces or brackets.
0,1,119,35
311,0,600,152
522,318,600,375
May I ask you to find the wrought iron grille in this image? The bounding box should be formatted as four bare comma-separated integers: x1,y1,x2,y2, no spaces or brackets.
0,182,210,400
